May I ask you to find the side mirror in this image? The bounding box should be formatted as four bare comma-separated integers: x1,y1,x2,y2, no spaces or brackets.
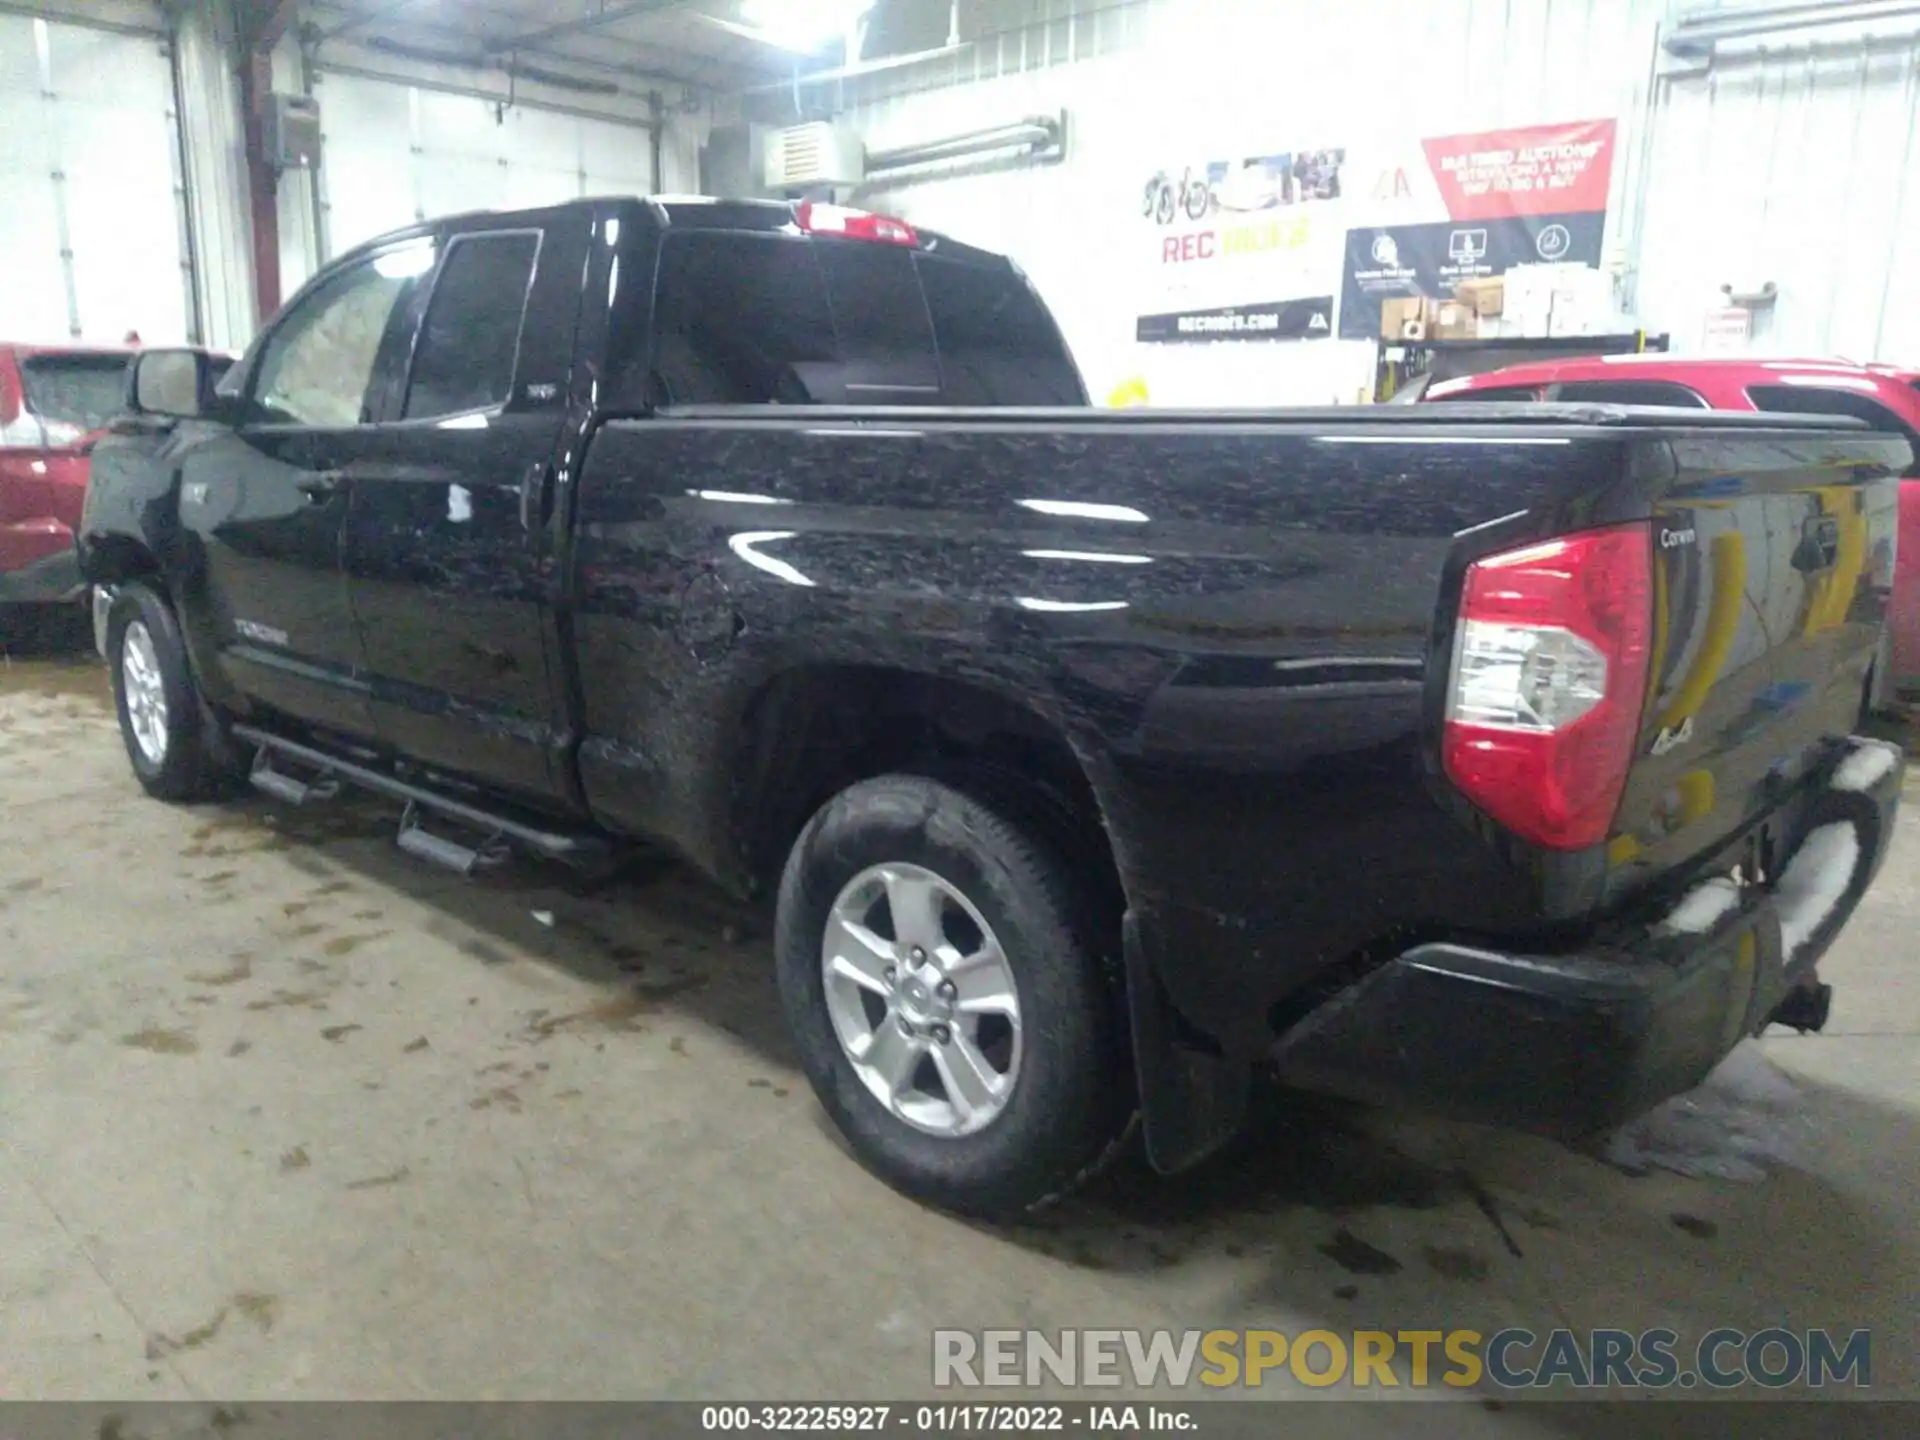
128,348,221,420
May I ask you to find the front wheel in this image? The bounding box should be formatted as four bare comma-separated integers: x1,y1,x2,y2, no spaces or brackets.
774,773,1131,1219
108,581,247,802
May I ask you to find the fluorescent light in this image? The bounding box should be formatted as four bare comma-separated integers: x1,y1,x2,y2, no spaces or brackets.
690,489,792,505
1022,549,1152,565
1017,499,1150,523
1016,598,1129,613
729,530,815,588
740,0,874,52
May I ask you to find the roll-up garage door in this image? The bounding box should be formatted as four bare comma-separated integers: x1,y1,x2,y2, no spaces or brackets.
314,70,657,258
1637,34,1920,360
0,12,192,344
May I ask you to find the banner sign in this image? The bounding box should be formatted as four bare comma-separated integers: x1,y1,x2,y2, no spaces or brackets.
1421,119,1617,220
1134,148,1347,343
1336,119,1617,338
1136,295,1336,344
1338,211,1607,339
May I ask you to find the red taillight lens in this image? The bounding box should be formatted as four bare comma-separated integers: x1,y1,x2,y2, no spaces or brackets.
1442,522,1654,851
794,200,918,246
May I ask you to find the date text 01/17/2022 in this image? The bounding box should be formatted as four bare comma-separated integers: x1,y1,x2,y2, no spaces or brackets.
697,1405,1197,1432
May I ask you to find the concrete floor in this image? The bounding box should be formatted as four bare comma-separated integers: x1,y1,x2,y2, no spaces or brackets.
2,643,1917,1418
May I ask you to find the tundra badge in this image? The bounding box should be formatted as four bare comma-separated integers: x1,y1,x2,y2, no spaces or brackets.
235,619,289,647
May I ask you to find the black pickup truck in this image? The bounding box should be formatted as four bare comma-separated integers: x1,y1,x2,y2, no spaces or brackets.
79,195,1908,1218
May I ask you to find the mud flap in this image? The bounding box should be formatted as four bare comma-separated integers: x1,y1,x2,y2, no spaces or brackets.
1123,909,1251,1174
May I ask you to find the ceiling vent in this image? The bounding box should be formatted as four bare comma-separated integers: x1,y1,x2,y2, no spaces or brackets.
764,122,866,190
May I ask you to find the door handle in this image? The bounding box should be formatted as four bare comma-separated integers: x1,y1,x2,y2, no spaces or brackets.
297,470,345,500
519,462,552,533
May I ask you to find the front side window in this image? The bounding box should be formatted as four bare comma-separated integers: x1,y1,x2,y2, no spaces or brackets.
1426,384,1543,403
403,231,542,419
252,242,431,427
1553,380,1709,407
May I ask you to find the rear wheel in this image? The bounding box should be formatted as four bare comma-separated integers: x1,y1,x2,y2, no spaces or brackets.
775,773,1131,1219
108,582,246,802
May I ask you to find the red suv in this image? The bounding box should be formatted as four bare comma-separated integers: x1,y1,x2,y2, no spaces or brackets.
1,342,135,617
1424,355,1920,707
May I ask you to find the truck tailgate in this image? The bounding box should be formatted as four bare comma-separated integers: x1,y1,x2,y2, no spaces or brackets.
1607,427,1905,890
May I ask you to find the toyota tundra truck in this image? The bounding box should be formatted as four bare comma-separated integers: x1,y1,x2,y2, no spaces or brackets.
77,196,1908,1217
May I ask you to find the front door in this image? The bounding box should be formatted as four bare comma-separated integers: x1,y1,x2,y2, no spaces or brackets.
185,238,434,739
342,217,584,802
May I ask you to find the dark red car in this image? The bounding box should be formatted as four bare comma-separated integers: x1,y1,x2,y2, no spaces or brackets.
0,342,135,617
1423,355,1920,706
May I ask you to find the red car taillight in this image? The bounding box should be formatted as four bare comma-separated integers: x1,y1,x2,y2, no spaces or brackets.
1442,522,1654,851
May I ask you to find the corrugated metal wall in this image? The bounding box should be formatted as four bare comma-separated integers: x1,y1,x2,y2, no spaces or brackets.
804,0,1920,399
1638,28,1920,361
812,0,1668,402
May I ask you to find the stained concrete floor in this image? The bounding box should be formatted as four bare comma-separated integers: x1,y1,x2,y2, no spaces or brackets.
2,639,1917,1423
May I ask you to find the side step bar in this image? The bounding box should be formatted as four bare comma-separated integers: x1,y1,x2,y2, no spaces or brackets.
249,747,340,806
233,724,611,869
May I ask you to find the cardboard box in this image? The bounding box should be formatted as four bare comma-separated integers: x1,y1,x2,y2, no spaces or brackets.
1381,295,1435,341
1455,275,1504,317
1431,300,1479,340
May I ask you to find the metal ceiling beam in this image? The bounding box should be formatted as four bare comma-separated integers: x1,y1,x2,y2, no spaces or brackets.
312,0,424,45
481,0,694,55
240,0,302,51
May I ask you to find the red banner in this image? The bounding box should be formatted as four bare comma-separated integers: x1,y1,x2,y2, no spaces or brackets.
1420,119,1617,222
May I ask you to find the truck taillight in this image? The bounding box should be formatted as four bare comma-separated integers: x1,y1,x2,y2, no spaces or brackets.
794,200,917,246
1442,522,1654,851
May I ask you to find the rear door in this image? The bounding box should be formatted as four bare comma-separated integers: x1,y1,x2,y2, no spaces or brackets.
185,238,431,737
341,211,588,801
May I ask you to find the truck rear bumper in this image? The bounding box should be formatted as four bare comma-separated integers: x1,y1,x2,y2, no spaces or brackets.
1268,735,1903,1138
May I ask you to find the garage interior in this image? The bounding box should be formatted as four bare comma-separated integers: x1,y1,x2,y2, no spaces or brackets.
4,0,1920,1416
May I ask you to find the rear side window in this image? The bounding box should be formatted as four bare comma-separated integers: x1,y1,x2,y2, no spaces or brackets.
916,256,1085,405
1427,384,1541,403
1747,384,1907,431
645,231,1083,407
650,233,838,405
817,243,940,403
20,353,130,432
404,231,541,419
1552,380,1708,407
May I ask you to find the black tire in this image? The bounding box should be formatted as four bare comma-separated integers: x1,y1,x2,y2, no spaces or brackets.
108,581,248,803
775,773,1132,1219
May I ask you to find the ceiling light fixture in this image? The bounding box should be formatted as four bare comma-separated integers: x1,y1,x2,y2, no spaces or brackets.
740,0,875,54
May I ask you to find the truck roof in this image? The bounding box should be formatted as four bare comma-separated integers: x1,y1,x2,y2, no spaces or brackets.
328,194,1015,274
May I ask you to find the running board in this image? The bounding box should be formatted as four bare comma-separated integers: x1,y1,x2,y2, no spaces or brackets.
232,724,611,868
249,747,340,806
396,802,512,877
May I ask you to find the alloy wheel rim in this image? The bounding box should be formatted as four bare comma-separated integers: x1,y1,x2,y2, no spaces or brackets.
121,621,170,765
820,862,1024,1138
